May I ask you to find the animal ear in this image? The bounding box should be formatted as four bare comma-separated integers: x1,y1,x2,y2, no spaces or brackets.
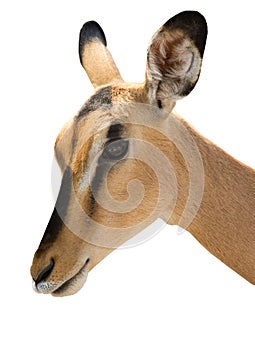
79,21,123,88
145,11,207,111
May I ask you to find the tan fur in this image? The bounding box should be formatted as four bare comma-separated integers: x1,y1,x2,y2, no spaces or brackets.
80,41,123,87
165,115,255,283
31,13,255,296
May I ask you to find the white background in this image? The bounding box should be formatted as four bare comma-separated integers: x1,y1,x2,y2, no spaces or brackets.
1,0,255,349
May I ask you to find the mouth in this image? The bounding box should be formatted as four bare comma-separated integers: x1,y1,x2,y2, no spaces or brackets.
33,258,90,297
52,258,90,297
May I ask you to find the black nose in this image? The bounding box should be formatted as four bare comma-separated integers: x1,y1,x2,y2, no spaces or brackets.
34,259,55,284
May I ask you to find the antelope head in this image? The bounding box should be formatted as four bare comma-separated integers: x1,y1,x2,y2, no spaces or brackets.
31,11,207,296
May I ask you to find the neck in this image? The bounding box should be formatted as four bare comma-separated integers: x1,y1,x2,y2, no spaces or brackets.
163,112,255,284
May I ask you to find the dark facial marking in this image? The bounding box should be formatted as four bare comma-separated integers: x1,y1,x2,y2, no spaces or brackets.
157,100,162,109
90,161,111,204
38,167,73,247
106,121,124,139
82,122,125,218
77,86,112,120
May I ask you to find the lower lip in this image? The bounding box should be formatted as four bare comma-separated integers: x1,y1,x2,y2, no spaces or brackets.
52,258,90,296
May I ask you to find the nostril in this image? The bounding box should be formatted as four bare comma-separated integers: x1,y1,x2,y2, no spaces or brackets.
34,258,55,284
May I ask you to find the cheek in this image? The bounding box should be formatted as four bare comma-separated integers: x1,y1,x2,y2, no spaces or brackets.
73,160,161,230
103,160,160,215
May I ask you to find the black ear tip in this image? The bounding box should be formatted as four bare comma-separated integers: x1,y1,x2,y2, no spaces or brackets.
168,11,206,22
164,11,208,57
164,11,207,31
79,20,107,51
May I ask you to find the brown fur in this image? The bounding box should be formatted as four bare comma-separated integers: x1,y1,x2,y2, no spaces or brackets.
31,12,255,297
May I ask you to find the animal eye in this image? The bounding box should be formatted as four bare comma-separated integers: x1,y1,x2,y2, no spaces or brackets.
102,139,129,160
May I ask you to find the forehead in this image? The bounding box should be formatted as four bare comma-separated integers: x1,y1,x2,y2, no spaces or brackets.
59,84,169,157
77,86,112,121
73,87,128,154
76,80,150,124
75,82,165,123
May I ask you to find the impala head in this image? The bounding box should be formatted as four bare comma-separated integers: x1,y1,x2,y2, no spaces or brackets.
31,11,207,296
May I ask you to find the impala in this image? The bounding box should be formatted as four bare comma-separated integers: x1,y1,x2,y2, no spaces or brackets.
31,11,255,296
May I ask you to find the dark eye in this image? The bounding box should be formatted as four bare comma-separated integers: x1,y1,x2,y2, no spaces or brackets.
102,139,129,160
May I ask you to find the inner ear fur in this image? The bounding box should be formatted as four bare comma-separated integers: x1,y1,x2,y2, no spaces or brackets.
146,11,207,108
